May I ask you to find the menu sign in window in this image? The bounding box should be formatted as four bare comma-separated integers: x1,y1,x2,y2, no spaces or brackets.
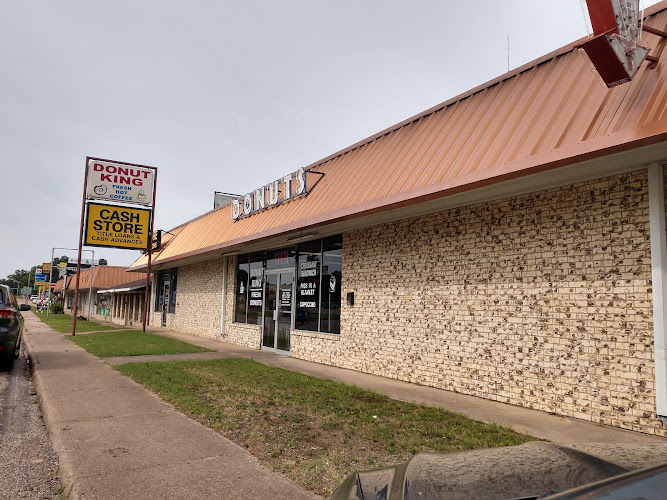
249,267,263,308
298,260,318,309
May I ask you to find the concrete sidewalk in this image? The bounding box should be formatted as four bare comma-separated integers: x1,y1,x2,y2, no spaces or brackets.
23,313,320,500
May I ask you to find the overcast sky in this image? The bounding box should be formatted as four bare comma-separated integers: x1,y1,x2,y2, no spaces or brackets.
1,0,662,279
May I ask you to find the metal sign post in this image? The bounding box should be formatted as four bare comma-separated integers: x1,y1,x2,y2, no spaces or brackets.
142,168,158,333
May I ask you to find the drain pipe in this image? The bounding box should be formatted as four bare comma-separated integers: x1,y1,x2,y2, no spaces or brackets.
220,256,227,337
648,162,667,425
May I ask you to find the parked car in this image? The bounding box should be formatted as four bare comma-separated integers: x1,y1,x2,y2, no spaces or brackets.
29,295,38,304
0,284,30,369
330,442,665,500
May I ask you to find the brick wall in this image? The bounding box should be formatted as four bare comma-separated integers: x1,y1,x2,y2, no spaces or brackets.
291,169,664,436
168,259,225,339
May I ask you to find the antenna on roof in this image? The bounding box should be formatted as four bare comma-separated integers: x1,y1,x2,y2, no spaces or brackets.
507,34,510,72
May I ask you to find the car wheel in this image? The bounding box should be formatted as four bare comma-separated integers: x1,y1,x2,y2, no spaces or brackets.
0,355,15,371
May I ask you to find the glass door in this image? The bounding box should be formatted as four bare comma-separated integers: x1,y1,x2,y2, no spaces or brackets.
262,270,293,353
263,274,277,349
161,282,170,327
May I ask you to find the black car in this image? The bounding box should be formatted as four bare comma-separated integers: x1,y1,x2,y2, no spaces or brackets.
0,284,30,369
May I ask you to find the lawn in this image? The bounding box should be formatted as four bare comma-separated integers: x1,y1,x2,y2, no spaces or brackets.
68,330,214,358
33,311,120,333
116,358,536,497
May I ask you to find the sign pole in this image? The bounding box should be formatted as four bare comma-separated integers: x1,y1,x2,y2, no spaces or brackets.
72,157,91,336
88,251,95,320
47,248,54,320
142,169,157,333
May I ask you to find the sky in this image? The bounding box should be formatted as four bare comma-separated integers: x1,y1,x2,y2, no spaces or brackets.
1,0,663,279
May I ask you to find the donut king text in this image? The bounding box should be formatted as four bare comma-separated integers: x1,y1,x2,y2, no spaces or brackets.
84,203,151,250
86,159,154,206
232,167,307,220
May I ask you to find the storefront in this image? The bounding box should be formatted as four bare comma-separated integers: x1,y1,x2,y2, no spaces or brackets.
231,236,342,353
132,2,667,437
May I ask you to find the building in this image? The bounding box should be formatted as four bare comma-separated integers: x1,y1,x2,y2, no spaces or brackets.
60,266,148,324
96,276,151,327
129,2,667,436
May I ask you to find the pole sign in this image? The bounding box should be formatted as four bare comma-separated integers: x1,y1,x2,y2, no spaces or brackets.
35,273,47,282
86,159,154,206
582,0,649,87
84,202,151,250
42,262,51,272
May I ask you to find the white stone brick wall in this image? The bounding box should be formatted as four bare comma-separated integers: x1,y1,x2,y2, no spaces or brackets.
168,259,225,339
289,169,664,436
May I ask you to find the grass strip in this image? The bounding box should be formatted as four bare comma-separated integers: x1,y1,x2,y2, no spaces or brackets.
115,358,536,497
33,311,120,333
68,329,214,357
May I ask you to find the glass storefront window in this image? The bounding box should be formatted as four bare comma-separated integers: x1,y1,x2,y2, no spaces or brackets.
235,254,249,323
233,236,343,335
155,272,165,312
266,247,296,271
296,239,321,332
169,270,177,314
320,235,342,334
247,253,264,325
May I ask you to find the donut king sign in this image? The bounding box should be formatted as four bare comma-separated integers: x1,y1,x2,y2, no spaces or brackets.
232,167,307,220
84,202,151,250
86,159,154,206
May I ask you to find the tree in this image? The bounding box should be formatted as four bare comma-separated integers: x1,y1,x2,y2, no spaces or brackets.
99,259,108,265
0,269,31,292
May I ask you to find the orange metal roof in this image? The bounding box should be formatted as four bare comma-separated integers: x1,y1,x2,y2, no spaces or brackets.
131,2,667,271
64,266,148,290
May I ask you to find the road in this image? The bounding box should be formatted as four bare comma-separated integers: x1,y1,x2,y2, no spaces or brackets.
0,344,62,498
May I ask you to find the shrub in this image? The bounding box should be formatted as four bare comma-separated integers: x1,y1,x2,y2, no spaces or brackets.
50,302,64,314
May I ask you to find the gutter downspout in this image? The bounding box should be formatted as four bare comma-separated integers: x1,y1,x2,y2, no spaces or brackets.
220,256,227,337
648,162,667,425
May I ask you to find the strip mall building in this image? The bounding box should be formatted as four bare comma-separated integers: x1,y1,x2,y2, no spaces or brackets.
131,3,667,437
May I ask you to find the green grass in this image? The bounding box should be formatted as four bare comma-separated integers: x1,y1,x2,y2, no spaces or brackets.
116,358,536,497
68,330,214,357
33,311,120,333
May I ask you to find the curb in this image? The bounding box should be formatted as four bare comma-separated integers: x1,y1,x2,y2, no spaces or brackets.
24,332,95,499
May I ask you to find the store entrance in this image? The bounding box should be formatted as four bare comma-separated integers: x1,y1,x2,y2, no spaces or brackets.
262,270,293,353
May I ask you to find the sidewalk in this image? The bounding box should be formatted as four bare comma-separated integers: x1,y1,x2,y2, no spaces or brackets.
23,313,320,500
25,315,667,499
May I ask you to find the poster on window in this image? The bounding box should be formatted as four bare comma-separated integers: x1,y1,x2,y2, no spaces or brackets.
249,266,263,308
280,289,292,307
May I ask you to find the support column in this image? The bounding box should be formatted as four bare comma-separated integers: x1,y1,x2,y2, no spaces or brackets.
648,162,667,422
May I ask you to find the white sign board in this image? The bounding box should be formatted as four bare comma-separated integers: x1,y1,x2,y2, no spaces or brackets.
86,159,154,206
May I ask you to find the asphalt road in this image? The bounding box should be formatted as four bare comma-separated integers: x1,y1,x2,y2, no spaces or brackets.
0,346,62,498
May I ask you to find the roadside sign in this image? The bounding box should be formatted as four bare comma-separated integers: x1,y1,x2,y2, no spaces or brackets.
34,281,46,286
86,159,154,206
84,202,151,250
42,262,51,272
35,273,47,282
